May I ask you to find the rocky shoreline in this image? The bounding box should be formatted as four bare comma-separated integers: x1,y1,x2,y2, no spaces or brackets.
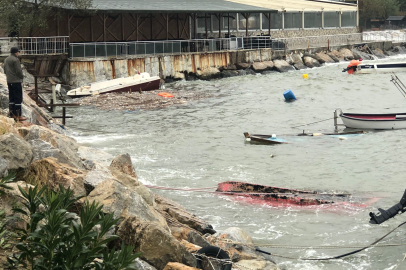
0,70,280,269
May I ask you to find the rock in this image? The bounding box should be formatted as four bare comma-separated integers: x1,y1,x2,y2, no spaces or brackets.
236,260,279,270
24,125,84,169
291,53,304,65
294,63,308,70
385,51,397,56
221,70,239,78
187,230,210,248
78,146,114,167
314,52,335,64
372,48,386,59
251,62,268,72
109,166,141,190
351,49,374,60
0,156,7,177
196,68,221,80
225,64,237,70
263,61,274,69
237,69,256,76
22,67,35,85
392,46,406,54
219,227,254,246
303,56,321,68
235,63,251,69
285,55,294,65
327,52,340,62
0,115,19,135
0,93,7,111
351,49,362,60
163,262,199,270
154,194,216,235
0,133,33,170
87,179,167,226
338,48,354,61
51,77,62,84
24,157,87,196
273,60,294,73
109,153,137,178
118,217,197,270
180,240,202,253
174,72,185,80
84,162,115,194
134,258,158,270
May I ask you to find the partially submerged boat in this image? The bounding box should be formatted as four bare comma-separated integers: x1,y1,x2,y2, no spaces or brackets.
343,60,406,75
243,132,287,144
216,181,377,207
340,112,406,130
67,72,160,97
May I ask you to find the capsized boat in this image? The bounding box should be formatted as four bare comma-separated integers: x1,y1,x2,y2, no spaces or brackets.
340,112,406,130
244,132,288,144
216,181,378,207
343,60,406,74
67,72,160,97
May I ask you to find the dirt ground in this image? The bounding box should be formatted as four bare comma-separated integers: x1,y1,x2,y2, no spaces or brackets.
78,89,214,111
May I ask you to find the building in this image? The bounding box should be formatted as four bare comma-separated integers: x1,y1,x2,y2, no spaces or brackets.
31,0,358,42
386,16,406,29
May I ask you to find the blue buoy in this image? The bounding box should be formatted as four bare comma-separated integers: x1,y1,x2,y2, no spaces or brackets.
283,89,297,101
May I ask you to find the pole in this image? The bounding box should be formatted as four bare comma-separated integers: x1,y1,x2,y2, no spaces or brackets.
62,107,66,125
34,76,38,102
52,84,56,113
334,110,338,133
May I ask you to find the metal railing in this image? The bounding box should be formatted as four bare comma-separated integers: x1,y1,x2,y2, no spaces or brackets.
69,37,285,58
0,36,69,55
362,30,406,42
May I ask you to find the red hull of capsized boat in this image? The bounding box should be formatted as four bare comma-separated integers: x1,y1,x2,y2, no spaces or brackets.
216,181,377,207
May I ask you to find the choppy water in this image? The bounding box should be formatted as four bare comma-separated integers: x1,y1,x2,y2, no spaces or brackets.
67,57,406,270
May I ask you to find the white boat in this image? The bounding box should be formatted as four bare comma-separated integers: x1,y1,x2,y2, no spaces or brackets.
343,60,406,74
67,72,161,97
340,112,406,130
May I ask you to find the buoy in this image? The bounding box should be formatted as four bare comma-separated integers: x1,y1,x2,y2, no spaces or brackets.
302,74,309,79
283,89,297,101
270,154,274,158
339,137,347,140
158,92,174,98
271,134,276,138
246,138,251,142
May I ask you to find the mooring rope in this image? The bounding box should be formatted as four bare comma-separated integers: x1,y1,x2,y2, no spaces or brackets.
291,117,334,128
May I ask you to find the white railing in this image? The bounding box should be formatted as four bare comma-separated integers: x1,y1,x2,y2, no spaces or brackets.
0,36,69,55
362,30,406,42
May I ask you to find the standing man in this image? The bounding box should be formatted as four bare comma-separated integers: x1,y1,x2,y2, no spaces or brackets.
4,47,26,121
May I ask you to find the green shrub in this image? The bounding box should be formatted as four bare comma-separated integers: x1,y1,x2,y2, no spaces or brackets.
8,185,140,270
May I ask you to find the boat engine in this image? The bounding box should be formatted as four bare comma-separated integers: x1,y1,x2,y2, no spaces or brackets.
369,189,406,224
342,59,362,74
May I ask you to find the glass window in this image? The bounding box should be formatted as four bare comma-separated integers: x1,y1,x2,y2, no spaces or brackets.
324,12,339,28
262,13,269,29
284,12,302,29
212,14,219,31
248,13,261,30
222,13,237,31
270,12,282,29
196,14,211,33
304,12,322,28
341,12,356,27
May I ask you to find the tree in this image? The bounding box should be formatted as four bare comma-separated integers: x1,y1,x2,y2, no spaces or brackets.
360,0,400,28
0,0,93,36
398,0,406,12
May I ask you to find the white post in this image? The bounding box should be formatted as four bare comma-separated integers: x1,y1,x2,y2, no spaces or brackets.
260,13,263,32
339,10,342,28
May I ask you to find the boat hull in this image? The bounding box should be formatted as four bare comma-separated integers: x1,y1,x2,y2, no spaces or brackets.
354,63,406,74
340,113,406,130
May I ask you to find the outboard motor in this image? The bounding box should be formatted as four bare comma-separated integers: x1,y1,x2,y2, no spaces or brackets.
369,189,406,224
342,59,362,74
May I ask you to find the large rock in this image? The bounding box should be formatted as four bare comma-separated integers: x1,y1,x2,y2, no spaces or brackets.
118,217,197,270
154,194,215,235
273,60,294,73
251,62,268,72
303,56,321,68
24,157,87,196
314,52,335,64
372,48,386,59
0,133,33,170
84,162,115,194
0,93,7,111
237,69,256,76
338,48,354,61
134,258,158,270
262,61,274,70
327,52,340,62
110,153,137,178
87,179,167,227
291,53,304,65
163,262,199,270
78,146,114,167
392,46,406,54
0,115,19,135
294,63,308,70
0,156,7,178
196,68,221,80
24,125,84,169
236,63,251,69
221,70,239,78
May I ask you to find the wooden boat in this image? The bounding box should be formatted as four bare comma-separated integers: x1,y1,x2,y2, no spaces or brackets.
243,132,288,144
67,72,160,97
344,60,406,75
216,181,377,207
340,112,406,130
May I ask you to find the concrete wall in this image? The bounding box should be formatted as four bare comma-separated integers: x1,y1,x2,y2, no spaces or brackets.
68,49,275,87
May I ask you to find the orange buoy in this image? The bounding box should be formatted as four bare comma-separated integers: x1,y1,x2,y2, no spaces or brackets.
158,92,174,98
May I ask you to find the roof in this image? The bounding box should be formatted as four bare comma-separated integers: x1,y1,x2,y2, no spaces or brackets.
88,0,277,13
386,16,406,21
227,0,358,12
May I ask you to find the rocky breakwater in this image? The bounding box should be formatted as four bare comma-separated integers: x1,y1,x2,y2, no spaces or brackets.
186,45,406,81
0,107,280,269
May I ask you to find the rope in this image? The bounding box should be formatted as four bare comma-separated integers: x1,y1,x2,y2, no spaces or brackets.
291,117,334,128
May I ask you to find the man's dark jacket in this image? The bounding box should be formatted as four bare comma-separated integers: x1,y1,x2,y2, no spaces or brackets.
4,54,23,83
